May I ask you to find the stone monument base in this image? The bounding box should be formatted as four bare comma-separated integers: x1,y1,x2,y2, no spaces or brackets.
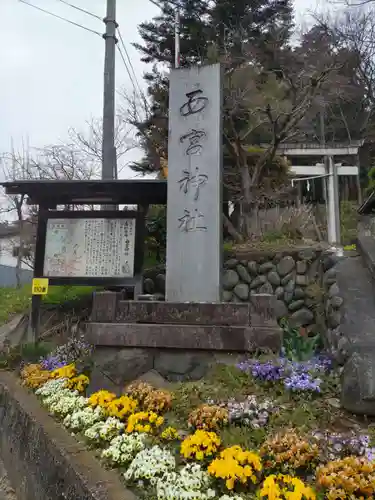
86,292,281,352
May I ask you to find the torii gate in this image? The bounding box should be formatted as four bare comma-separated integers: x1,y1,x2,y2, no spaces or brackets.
276,142,363,245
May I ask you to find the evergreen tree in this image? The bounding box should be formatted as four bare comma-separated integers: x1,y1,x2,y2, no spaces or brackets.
129,0,295,174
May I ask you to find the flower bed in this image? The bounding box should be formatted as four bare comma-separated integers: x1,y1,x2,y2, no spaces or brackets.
20,358,375,500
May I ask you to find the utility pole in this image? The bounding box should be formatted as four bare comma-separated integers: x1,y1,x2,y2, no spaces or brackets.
174,5,180,68
102,0,118,180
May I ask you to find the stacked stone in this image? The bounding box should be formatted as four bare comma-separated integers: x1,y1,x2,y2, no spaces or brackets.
222,249,343,332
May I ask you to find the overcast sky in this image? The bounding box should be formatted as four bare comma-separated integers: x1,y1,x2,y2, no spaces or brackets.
1,0,318,179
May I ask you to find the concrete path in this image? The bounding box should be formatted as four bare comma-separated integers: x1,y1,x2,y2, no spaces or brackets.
0,460,16,500
336,253,375,346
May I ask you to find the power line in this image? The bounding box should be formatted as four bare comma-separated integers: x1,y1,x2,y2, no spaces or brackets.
54,0,102,21
117,29,145,104
116,45,141,102
18,0,102,37
148,0,181,9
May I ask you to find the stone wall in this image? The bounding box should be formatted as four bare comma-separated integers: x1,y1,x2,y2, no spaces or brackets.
0,372,137,500
143,246,344,337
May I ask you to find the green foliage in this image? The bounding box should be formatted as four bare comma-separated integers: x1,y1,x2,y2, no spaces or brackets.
0,285,95,326
145,206,166,264
366,165,375,194
43,286,95,306
280,319,320,362
340,201,358,246
0,286,31,325
0,341,53,370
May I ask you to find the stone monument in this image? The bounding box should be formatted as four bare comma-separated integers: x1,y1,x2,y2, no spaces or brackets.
166,63,223,302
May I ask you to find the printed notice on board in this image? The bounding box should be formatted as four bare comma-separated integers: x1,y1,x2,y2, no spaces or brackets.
43,218,136,278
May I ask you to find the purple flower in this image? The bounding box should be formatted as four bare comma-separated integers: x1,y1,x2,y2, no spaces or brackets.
39,335,94,371
284,372,322,392
237,360,284,382
40,355,65,371
237,355,331,393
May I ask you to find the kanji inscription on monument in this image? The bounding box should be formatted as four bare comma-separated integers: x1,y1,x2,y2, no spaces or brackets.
43,218,136,278
166,63,223,302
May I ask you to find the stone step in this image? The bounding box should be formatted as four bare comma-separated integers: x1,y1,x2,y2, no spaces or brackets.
85,322,281,352
91,292,277,327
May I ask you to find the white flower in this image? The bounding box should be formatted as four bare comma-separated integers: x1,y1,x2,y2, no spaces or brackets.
102,433,147,466
63,406,105,432
219,496,244,500
124,445,176,486
49,394,88,419
156,463,215,500
35,378,68,397
84,417,124,445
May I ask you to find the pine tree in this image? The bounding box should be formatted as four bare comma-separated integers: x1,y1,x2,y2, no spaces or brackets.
129,0,294,174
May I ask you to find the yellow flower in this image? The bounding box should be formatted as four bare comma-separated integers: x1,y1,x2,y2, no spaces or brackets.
259,474,316,500
65,374,89,393
260,430,319,473
316,456,375,498
88,390,116,409
126,411,163,434
180,430,221,461
50,363,77,380
21,364,51,389
160,426,179,441
207,446,262,491
106,396,138,420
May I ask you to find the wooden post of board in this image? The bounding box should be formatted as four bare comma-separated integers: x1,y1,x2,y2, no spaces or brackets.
27,205,48,343
134,204,148,299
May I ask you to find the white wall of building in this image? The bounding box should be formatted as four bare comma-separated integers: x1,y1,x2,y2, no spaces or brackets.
0,236,32,270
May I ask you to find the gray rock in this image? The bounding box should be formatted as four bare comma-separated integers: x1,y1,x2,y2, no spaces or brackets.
225,258,239,269
337,336,351,364
323,254,339,271
250,275,267,289
275,286,284,299
273,253,283,264
258,282,273,294
156,273,166,293
274,300,288,319
135,370,172,390
294,287,305,300
288,299,305,312
143,278,155,294
284,292,294,304
89,348,154,392
307,258,320,281
323,267,337,286
281,271,296,286
223,269,239,290
240,260,248,267
154,352,211,382
298,248,316,261
236,264,251,284
284,279,295,293
296,274,309,286
258,261,275,274
277,256,295,277
289,308,314,327
247,261,258,275
296,260,307,274
233,283,250,301
306,324,320,336
330,295,344,309
222,290,233,302
341,350,375,415
267,270,281,286
328,283,340,298
327,310,341,328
